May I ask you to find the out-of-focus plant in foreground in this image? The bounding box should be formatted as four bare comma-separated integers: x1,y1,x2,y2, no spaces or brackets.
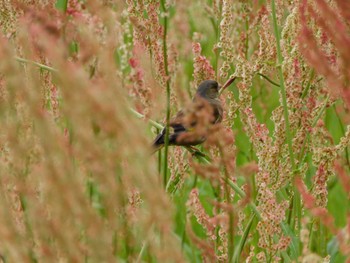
0,0,349,262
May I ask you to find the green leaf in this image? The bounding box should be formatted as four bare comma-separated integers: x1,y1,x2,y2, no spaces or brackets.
327,183,347,227
69,41,79,55
232,213,255,263
327,236,347,263
327,236,339,258
55,0,68,12
281,223,299,260
325,104,344,144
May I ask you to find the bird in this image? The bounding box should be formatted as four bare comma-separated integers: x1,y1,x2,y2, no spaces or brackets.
152,78,235,153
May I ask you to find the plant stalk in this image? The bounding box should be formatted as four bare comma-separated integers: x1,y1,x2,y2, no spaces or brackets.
271,0,295,170
271,0,300,250
160,0,171,188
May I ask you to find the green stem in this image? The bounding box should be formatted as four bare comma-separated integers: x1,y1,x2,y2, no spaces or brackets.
271,0,300,246
15,56,58,72
55,0,68,12
216,1,223,80
297,96,330,164
136,242,147,263
271,0,295,170
308,220,315,251
301,69,315,99
129,108,164,129
223,177,245,197
333,104,350,168
232,213,255,263
158,133,162,174
312,96,329,127
245,16,249,59
181,217,187,251
222,177,261,220
257,73,280,87
320,223,326,256
210,14,220,79
160,0,171,188
219,145,234,262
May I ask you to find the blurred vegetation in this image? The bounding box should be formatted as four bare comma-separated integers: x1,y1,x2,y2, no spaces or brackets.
0,0,349,262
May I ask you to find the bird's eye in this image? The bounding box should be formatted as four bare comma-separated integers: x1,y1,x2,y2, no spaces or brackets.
206,87,217,98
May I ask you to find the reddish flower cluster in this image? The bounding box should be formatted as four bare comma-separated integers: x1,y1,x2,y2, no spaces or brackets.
187,189,216,239
256,172,290,254
295,177,336,233
192,42,215,86
127,1,170,87
187,187,237,262
218,0,234,79
128,47,152,117
299,0,350,106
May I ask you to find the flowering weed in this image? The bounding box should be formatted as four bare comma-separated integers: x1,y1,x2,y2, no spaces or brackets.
0,0,349,262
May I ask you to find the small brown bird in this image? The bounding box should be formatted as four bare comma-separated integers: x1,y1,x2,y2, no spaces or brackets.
152,78,235,152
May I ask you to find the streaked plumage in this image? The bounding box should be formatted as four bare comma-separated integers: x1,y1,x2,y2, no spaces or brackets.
152,80,223,152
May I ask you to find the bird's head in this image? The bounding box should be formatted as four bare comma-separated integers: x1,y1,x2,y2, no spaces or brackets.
196,80,220,100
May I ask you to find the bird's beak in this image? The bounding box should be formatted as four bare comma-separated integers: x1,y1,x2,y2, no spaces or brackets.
219,77,236,94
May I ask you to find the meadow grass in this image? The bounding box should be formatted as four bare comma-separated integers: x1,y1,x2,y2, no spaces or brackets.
0,0,350,262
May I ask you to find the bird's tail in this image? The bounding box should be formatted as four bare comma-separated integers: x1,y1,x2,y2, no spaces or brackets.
150,128,166,154
150,143,164,154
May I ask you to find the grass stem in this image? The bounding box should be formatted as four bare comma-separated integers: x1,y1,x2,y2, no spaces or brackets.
333,104,350,168
232,213,255,263
257,73,280,87
160,0,171,188
271,0,301,251
271,0,295,170
15,56,58,72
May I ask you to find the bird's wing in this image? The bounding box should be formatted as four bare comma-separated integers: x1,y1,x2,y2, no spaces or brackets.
213,101,223,124
169,109,185,125
152,128,166,147
152,108,188,149
152,122,187,147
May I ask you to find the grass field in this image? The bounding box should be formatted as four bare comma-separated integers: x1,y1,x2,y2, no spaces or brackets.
0,0,350,262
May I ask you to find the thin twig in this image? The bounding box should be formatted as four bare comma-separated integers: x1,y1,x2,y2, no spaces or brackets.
129,108,164,130
257,73,280,87
15,56,58,72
